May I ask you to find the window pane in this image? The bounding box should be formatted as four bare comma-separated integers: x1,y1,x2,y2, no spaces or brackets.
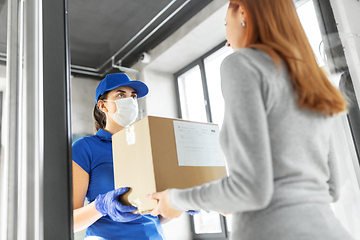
193,210,223,234
177,65,207,122
297,0,325,67
204,46,232,129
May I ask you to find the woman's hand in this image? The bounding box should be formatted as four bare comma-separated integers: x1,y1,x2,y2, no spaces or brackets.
95,187,141,222
148,189,182,219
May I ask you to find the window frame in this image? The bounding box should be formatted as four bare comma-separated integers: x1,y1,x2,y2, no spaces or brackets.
174,40,230,239
190,213,229,240
174,40,227,122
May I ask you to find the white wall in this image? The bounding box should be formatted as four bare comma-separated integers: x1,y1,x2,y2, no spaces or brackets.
141,0,228,74
70,75,100,135
142,69,178,118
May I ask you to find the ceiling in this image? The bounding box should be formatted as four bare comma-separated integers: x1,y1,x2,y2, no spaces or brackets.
0,0,212,78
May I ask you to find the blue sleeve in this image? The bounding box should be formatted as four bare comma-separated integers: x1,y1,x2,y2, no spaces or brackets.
72,138,92,174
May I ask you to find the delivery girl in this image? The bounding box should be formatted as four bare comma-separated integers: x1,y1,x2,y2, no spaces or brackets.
72,73,165,239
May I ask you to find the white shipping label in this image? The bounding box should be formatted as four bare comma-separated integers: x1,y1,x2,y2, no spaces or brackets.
173,121,225,166
126,125,136,145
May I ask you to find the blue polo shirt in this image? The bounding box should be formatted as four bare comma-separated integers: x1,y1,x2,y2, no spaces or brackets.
72,129,164,240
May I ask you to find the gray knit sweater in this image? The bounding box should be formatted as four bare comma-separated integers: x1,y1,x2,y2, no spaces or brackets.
169,48,353,240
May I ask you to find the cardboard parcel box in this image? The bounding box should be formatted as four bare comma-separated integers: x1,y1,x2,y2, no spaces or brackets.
112,116,227,214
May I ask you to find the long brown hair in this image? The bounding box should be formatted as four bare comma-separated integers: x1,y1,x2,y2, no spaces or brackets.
93,92,109,132
229,0,346,116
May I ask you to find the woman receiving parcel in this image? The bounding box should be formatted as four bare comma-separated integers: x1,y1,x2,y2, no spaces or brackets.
149,0,354,240
72,73,165,239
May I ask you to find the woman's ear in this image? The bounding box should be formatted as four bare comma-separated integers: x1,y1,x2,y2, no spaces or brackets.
238,5,247,23
97,100,108,113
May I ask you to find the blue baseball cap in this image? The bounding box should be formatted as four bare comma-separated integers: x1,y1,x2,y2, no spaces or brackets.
94,73,149,104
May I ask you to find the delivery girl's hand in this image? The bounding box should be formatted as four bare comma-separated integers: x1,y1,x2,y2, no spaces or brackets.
94,187,141,222
148,189,182,219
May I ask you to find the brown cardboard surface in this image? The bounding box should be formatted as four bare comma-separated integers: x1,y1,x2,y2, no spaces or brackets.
113,116,227,214
112,117,157,213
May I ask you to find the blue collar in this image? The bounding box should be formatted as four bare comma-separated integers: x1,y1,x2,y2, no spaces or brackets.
96,128,113,142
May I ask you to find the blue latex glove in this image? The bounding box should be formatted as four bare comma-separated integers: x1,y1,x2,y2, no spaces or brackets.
94,187,141,222
186,210,200,216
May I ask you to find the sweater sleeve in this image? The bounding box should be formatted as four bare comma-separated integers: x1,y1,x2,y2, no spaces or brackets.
169,50,274,213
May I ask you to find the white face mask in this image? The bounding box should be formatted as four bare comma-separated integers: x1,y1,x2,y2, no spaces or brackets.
105,97,138,127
